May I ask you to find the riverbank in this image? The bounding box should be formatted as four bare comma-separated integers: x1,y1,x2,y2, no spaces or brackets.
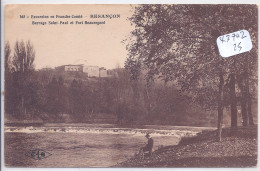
117,125,257,167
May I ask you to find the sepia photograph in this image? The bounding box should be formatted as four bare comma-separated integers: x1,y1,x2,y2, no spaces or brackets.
3,3,258,168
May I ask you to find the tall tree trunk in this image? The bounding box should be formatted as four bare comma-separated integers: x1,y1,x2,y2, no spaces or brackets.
244,53,254,125
230,73,237,128
145,86,151,119
131,81,139,101
240,93,248,126
217,72,224,142
245,77,254,125
247,93,254,125
145,79,152,120
237,72,250,126
21,96,24,115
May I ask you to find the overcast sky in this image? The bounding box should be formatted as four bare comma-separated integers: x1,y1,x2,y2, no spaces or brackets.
5,4,134,69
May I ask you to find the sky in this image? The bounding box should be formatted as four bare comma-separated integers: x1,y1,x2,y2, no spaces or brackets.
5,4,134,69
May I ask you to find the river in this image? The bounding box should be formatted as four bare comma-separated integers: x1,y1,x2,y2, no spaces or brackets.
4,124,214,167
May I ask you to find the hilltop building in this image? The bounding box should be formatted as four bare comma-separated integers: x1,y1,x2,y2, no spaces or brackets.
107,69,118,77
83,65,99,77
40,67,53,71
55,64,118,78
99,67,107,77
56,64,83,72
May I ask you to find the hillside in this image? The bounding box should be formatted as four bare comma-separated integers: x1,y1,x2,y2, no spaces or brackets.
6,68,257,127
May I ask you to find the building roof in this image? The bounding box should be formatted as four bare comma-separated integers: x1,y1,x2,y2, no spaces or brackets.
64,64,84,66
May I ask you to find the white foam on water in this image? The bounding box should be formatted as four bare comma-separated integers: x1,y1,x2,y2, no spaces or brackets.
5,126,199,138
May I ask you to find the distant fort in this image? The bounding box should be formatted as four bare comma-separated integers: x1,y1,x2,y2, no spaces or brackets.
41,64,117,78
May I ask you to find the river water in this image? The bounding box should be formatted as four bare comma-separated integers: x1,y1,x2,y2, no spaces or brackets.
4,124,214,167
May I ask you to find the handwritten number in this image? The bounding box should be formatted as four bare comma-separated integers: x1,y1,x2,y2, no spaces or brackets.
238,42,242,51
233,42,242,51
226,35,230,42
232,34,236,41
240,31,247,39
219,36,225,43
221,31,247,45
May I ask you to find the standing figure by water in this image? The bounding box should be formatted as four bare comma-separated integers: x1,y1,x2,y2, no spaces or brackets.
138,133,154,158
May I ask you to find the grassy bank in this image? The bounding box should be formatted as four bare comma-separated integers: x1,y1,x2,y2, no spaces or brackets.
117,125,257,167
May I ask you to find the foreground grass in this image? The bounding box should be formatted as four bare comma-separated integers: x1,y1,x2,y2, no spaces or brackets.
117,125,257,167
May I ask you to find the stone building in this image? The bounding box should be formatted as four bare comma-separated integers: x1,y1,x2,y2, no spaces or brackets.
55,64,117,78
99,67,107,77
56,64,83,72
83,65,99,77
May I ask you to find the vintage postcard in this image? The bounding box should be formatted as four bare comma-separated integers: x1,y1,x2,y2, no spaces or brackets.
2,3,258,169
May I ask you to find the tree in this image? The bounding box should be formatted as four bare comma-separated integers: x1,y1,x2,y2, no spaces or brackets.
9,40,36,116
13,40,35,72
45,77,59,115
45,76,69,120
125,5,257,140
5,41,11,75
69,79,86,121
4,41,13,115
111,67,131,123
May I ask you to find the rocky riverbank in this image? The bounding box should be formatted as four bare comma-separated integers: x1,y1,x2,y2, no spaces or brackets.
117,125,257,167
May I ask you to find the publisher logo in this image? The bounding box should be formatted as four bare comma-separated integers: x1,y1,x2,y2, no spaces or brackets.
25,149,52,160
